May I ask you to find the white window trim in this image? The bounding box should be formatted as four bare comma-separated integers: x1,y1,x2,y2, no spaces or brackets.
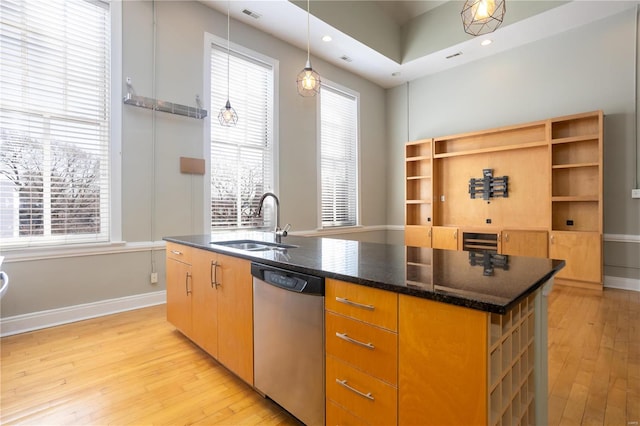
316,79,361,230
0,0,123,256
202,32,279,232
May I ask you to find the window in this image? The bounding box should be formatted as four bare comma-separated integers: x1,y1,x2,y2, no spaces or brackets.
0,0,112,248
209,38,275,230
319,82,359,228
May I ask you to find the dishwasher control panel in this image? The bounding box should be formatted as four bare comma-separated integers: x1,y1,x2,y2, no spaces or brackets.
251,262,324,295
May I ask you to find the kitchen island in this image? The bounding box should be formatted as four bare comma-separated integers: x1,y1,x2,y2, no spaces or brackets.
164,232,564,426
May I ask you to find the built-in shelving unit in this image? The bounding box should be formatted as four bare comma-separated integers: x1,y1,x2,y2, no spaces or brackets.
488,294,537,426
405,110,603,290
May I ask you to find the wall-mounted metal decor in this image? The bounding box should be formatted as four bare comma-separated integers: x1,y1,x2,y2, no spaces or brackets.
469,169,508,200
469,251,509,276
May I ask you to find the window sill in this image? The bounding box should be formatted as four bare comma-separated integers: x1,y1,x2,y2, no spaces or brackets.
2,241,167,263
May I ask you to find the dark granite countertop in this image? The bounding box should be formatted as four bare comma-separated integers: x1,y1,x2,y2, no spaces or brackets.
163,231,564,314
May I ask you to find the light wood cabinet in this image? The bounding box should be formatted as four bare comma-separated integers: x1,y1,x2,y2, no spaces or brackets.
325,279,398,425
431,226,459,250
501,230,548,258
406,110,603,290
166,244,253,385
405,139,432,247
166,243,193,337
216,253,253,385
549,231,601,285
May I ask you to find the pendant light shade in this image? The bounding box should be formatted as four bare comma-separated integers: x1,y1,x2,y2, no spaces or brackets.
461,0,505,36
297,0,320,97
218,0,238,126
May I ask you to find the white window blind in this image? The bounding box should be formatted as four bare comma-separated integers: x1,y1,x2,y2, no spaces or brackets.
320,84,358,228
0,0,111,248
210,44,274,230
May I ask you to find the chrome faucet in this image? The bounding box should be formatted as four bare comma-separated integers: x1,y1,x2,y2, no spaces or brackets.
256,192,291,240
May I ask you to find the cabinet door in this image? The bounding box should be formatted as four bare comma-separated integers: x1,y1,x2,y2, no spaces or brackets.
399,295,487,425
501,230,548,258
166,257,192,337
549,231,601,284
405,225,432,248
431,226,458,250
191,249,219,358
216,254,254,385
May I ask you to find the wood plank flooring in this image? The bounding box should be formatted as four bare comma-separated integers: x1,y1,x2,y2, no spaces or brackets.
1,285,638,425
0,305,299,425
547,285,639,426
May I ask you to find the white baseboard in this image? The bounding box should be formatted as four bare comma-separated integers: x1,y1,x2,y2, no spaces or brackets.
604,275,640,292
0,291,166,337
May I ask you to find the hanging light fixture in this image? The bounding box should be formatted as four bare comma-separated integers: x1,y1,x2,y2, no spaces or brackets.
218,0,238,126
296,0,320,97
461,0,506,36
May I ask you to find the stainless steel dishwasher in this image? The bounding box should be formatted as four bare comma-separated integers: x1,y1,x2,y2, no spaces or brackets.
252,262,325,426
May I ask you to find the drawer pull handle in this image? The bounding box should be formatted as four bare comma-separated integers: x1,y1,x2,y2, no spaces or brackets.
336,379,374,401
171,250,182,255
336,332,375,350
335,297,375,311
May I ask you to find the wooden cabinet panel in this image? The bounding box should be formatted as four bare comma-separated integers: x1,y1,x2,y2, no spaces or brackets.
549,231,601,284
501,230,548,258
166,242,192,264
216,253,254,385
326,355,397,425
405,225,431,248
326,279,398,332
166,250,192,337
431,226,458,250
399,294,487,425
190,249,219,358
326,400,367,426
326,312,398,386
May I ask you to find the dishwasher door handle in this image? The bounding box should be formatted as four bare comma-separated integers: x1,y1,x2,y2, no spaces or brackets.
335,332,375,349
336,379,374,401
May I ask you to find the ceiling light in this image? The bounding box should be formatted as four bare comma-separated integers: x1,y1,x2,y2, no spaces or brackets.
218,1,238,126
296,0,321,97
461,0,506,36
322,35,332,42
481,39,493,46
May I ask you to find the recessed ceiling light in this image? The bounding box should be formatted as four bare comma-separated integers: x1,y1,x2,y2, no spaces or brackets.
322,35,332,42
481,39,493,46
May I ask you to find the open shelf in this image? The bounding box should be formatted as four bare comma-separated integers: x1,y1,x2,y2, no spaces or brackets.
434,140,547,159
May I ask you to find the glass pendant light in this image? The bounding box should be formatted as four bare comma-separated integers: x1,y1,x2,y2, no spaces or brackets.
461,0,505,36
218,0,238,126
296,0,320,97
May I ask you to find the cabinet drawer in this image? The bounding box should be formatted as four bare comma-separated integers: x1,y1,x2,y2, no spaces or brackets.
326,312,397,385
166,242,192,264
326,400,367,426
326,355,397,426
325,279,398,331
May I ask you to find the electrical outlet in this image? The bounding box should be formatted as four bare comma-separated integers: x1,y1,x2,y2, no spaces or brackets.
150,272,158,284
632,189,640,199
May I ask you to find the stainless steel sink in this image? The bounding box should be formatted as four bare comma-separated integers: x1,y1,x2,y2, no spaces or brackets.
211,240,297,252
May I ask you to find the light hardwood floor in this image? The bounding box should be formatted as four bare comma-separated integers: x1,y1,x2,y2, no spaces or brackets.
1,285,638,425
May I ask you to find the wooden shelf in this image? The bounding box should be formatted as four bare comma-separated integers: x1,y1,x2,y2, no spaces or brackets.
551,134,599,145
407,175,431,180
433,140,547,159
406,199,432,204
552,162,598,169
406,155,431,162
551,196,599,202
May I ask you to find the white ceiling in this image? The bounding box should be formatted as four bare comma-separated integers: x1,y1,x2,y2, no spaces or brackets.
200,1,639,89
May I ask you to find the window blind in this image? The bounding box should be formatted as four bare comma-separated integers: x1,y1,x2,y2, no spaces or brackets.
320,84,358,228
0,0,111,247
210,44,274,230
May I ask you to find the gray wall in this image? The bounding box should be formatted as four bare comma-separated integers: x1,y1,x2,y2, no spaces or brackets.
387,8,640,281
1,1,387,319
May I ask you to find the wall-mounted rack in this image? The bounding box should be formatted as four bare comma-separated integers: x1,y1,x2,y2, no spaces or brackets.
469,169,508,200
123,93,208,119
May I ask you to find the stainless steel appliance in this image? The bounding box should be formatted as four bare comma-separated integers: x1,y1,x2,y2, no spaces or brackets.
252,262,325,426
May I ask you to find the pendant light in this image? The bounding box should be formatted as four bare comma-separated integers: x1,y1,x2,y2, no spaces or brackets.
218,0,238,126
461,0,506,36
296,0,320,97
